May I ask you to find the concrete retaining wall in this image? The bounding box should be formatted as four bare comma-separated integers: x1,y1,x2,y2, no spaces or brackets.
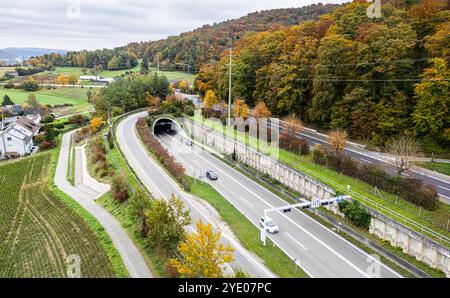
326,203,450,277
186,120,335,200
186,119,450,277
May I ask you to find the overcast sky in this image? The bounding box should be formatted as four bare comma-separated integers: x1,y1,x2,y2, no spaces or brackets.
0,0,347,51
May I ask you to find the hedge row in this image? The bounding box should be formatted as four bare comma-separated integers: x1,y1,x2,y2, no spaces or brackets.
136,117,186,184
279,133,309,156
313,147,439,211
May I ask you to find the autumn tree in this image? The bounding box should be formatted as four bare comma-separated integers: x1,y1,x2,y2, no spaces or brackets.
233,98,249,120
108,56,120,70
328,129,347,155
283,113,303,136
90,117,103,132
25,93,40,109
145,92,154,107
179,80,189,93
145,194,191,255
252,101,271,122
387,136,419,177
68,75,78,85
170,220,234,278
56,75,68,86
203,90,218,110
413,58,450,143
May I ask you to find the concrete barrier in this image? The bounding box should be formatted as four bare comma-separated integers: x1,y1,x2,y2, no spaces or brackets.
186,119,335,200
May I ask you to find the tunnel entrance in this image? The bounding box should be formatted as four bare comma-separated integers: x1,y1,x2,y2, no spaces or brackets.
153,118,180,136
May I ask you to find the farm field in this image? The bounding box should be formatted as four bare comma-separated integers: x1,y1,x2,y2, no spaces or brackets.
0,152,116,277
0,86,92,116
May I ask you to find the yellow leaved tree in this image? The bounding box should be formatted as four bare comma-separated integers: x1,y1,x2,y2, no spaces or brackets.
203,90,218,110
233,98,249,120
170,220,234,278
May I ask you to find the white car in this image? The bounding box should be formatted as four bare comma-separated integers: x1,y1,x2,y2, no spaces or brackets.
260,216,279,234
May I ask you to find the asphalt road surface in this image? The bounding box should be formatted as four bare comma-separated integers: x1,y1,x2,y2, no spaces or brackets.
155,130,402,278
116,112,275,278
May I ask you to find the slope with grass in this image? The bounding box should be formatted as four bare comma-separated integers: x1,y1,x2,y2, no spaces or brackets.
192,116,450,245
0,152,118,277
0,86,92,115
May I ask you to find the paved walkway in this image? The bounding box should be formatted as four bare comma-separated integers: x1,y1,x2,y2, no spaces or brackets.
55,130,153,278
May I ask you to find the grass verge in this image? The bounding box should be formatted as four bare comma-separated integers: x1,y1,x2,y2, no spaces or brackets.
192,116,450,244
420,162,450,176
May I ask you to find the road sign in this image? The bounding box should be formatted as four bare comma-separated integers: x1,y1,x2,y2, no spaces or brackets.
311,198,321,209
260,229,267,246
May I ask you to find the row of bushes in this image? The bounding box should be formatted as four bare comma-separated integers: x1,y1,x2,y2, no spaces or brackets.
313,146,439,210
279,133,309,156
136,117,187,187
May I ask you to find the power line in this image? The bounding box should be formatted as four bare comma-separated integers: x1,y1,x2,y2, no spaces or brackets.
293,78,449,82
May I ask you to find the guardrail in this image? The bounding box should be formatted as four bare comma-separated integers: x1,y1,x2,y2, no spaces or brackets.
188,117,450,247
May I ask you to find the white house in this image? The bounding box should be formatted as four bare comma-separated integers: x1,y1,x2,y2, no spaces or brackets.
80,75,115,84
0,115,41,159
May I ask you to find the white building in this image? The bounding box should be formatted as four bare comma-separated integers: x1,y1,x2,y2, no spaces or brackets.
0,115,41,159
80,75,115,84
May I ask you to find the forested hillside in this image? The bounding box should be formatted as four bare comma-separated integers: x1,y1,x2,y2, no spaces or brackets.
121,3,340,71
196,0,450,152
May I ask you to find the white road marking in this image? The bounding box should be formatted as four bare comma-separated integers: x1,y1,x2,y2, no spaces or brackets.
361,158,373,164
166,133,373,278
438,185,450,192
119,114,275,278
285,232,308,251
167,131,403,278
240,196,255,208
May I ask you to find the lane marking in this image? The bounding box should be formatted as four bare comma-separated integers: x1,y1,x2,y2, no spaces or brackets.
119,116,275,278
240,196,255,208
361,158,373,164
167,132,402,278
438,185,450,192
285,232,308,251
166,133,372,278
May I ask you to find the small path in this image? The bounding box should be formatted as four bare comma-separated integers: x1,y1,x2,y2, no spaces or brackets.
55,130,153,278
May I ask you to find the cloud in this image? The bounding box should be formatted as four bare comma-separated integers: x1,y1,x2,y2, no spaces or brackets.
0,0,346,50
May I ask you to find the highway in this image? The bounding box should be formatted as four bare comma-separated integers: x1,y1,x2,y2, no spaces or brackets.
116,112,275,278
181,93,450,204
155,129,402,278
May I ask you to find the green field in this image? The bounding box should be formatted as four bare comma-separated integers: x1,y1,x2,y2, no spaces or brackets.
0,86,92,116
0,152,117,277
421,162,450,176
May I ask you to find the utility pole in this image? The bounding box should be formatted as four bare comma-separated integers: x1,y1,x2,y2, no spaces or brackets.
227,48,233,126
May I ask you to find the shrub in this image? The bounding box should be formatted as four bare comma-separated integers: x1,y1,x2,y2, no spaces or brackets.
41,114,55,123
68,114,89,126
111,173,128,203
339,200,371,230
22,78,40,91
313,148,439,210
136,117,185,183
40,140,56,150
279,134,309,155
4,82,14,89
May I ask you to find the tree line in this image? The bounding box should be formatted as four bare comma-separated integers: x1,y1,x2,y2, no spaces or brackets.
195,0,450,153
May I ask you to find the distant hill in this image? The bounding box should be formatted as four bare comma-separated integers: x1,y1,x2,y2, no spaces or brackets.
122,3,340,71
0,47,67,65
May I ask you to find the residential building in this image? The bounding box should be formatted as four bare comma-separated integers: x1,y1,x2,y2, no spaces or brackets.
0,115,41,159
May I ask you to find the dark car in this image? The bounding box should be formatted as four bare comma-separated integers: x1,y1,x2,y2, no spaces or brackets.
206,170,218,181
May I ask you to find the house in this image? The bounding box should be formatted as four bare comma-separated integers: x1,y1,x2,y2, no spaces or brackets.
80,75,115,84
0,115,41,159
4,71,19,78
